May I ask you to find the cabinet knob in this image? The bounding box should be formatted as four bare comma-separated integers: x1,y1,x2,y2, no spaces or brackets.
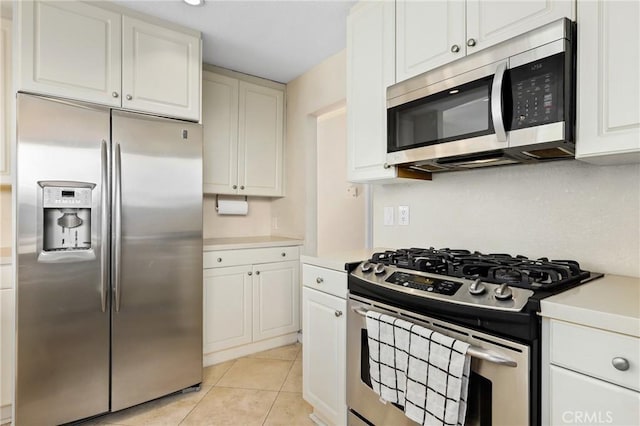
240,185,245,190
316,277,323,284
612,357,630,371
450,44,460,53
248,271,252,276
281,252,286,257
335,310,343,317
217,257,222,262
467,38,477,47
126,94,133,101
232,185,238,189
256,271,260,275
383,163,391,169
112,91,119,98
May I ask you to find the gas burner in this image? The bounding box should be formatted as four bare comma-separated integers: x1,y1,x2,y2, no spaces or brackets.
368,247,591,291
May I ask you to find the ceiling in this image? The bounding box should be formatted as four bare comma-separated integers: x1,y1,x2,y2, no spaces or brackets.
114,0,356,83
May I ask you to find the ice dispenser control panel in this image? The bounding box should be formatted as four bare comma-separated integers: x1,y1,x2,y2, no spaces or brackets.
42,184,93,252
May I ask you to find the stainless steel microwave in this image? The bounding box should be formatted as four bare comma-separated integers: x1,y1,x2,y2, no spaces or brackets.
386,19,576,172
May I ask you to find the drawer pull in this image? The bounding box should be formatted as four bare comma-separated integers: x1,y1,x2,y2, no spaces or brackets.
612,357,630,371
217,258,222,263
316,277,324,284
281,252,286,257
335,310,343,317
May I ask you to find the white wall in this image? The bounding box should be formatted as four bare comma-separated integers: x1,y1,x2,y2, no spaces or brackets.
373,161,640,277
316,106,365,255
203,195,272,239
273,50,347,255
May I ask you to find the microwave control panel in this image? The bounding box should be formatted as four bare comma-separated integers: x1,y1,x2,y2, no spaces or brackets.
510,53,565,130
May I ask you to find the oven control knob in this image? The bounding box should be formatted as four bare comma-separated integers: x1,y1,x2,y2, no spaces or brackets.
374,263,386,275
468,278,486,295
361,262,374,273
494,283,513,300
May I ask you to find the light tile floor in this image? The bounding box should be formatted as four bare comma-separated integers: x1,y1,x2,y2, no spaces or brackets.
78,343,313,426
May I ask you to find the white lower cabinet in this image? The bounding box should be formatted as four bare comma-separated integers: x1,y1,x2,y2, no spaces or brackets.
202,246,300,364
543,318,640,425
302,263,347,426
549,366,640,425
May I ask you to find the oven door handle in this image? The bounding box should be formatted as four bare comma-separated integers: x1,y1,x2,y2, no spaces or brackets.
352,306,518,367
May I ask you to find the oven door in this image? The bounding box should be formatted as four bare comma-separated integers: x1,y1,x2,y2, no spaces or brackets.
347,296,530,426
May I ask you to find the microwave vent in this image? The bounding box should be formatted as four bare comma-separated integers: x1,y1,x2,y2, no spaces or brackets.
522,147,574,159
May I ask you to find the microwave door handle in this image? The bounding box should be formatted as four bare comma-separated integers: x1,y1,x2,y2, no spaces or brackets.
491,62,508,142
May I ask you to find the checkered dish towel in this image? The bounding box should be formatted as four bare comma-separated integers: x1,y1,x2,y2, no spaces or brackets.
365,310,412,404
366,311,471,426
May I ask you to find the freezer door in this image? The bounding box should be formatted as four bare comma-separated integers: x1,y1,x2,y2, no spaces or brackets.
111,110,203,410
15,94,111,425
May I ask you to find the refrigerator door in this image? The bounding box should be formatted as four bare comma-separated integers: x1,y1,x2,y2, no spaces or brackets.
111,110,203,410
15,94,111,425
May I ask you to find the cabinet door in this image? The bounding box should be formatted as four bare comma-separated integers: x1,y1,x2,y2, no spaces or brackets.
17,0,121,106
1,18,11,185
576,0,640,164
238,82,284,196
252,261,299,341
203,265,252,354
466,0,574,54
395,0,465,82
302,287,347,426
1,289,14,416
202,72,239,194
122,16,201,121
346,1,397,182
549,366,640,425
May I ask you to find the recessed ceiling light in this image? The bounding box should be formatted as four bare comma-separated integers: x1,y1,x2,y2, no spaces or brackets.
184,0,204,6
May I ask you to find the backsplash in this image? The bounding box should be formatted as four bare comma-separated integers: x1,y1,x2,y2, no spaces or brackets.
373,161,640,277
203,195,272,239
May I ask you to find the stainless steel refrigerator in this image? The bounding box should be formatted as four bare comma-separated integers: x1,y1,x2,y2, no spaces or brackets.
15,93,203,425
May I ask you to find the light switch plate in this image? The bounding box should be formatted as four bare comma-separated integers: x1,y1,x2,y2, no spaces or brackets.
384,206,394,226
398,205,409,226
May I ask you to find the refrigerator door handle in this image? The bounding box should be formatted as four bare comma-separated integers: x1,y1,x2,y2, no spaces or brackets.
101,140,109,313
114,142,122,312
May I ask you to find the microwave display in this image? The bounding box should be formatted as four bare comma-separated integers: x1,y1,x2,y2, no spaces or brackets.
509,53,565,130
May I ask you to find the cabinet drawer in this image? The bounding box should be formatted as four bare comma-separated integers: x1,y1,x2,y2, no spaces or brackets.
204,246,299,268
302,264,347,299
550,320,640,391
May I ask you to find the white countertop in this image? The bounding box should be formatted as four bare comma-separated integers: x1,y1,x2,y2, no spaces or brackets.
203,236,304,251
540,274,640,337
300,248,384,272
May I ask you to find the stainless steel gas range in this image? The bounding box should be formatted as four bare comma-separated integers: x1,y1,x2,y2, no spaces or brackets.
346,248,602,426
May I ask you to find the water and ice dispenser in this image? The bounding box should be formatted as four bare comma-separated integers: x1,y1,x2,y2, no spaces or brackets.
41,183,93,251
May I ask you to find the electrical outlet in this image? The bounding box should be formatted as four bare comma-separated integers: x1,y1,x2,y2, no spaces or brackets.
384,206,394,226
398,205,410,226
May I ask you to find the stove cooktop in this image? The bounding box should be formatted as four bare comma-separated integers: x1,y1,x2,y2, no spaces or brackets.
349,247,598,312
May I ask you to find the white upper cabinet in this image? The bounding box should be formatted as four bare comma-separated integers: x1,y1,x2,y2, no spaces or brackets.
396,1,465,82
396,0,575,82
238,81,284,196
202,70,284,197
346,1,398,182
466,0,575,54
576,0,640,164
1,18,12,185
121,16,201,121
18,0,122,107
202,72,239,194
17,0,201,121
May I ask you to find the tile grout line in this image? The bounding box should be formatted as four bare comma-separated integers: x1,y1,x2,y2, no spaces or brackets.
178,359,237,426
262,348,300,425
